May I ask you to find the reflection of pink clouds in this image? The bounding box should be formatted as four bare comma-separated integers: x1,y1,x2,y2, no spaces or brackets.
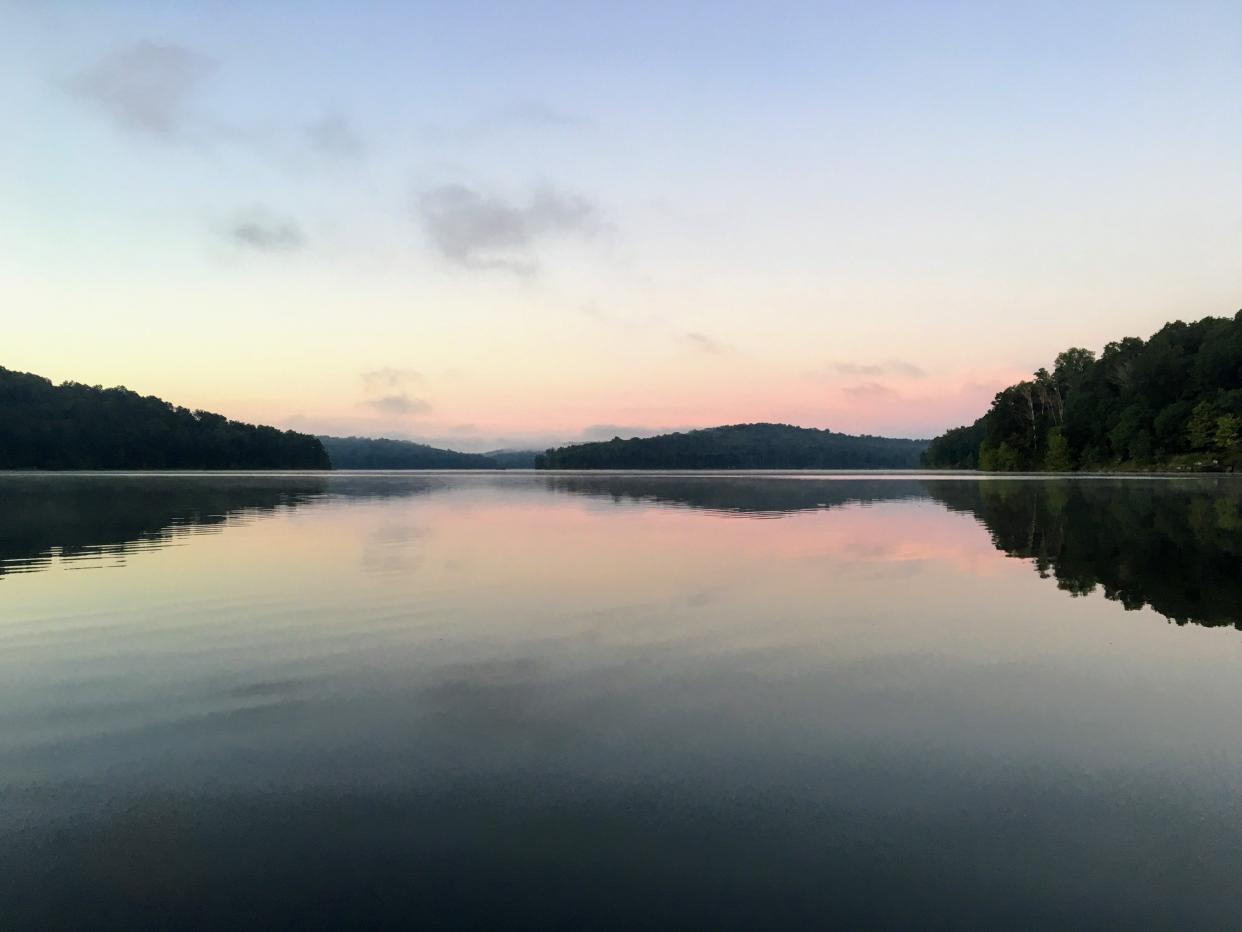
790,505,1011,577
450,495,1016,580
671,503,1010,577
804,369,1029,437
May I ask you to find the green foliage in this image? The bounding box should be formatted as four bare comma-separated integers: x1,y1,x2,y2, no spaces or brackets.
1187,400,1218,450
925,309,1242,470
1216,414,1241,452
921,418,985,468
535,423,928,469
0,366,328,469
319,435,498,469
1044,427,1072,471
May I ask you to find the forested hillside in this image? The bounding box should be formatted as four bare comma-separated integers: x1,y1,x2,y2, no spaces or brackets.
319,435,498,469
0,367,328,469
924,311,1242,471
536,423,928,469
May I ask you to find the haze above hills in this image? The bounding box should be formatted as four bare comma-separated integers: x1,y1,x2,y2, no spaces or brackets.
5,307,1240,473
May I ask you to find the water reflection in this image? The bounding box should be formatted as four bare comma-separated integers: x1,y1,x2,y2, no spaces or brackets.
0,474,326,578
3,473,1241,630
927,478,1242,629
5,472,1242,929
545,473,930,515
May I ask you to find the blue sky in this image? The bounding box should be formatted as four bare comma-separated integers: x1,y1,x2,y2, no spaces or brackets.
3,1,1240,449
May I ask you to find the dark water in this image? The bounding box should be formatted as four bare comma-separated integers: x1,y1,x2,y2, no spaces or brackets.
4,472,1242,930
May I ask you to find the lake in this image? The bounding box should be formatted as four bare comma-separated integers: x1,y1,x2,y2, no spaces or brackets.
3,472,1242,930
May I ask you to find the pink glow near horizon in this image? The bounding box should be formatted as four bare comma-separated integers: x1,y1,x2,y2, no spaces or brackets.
213,363,1031,450
9,3,1239,450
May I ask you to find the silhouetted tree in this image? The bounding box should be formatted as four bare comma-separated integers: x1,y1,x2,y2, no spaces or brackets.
536,423,928,470
0,367,329,469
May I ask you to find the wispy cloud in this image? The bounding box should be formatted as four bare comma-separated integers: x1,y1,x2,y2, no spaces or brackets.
68,44,365,167
305,113,364,159
841,381,899,399
67,41,215,137
829,362,929,380
680,331,726,354
362,394,432,416
828,359,926,378
414,183,603,274
361,368,423,392
225,209,305,251
437,100,587,142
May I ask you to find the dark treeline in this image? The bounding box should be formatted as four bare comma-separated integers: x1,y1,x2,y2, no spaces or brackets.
485,449,540,469
536,423,929,469
927,478,1242,629
319,435,499,469
0,367,328,469
924,310,1242,471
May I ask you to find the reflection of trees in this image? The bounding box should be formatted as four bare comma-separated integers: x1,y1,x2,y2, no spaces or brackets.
8,473,1241,631
0,476,330,577
0,474,464,578
926,479,1242,629
0,474,460,577
544,475,930,516
548,474,1242,630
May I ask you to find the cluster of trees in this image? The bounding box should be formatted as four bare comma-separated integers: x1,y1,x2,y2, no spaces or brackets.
924,311,1242,470
0,367,329,469
484,449,540,469
319,435,499,469
535,423,929,469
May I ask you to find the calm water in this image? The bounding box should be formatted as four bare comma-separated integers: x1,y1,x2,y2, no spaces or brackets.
4,472,1242,930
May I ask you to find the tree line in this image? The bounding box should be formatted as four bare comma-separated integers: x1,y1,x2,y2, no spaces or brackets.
536,423,929,469
924,310,1242,471
0,367,328,469
319,435,498,469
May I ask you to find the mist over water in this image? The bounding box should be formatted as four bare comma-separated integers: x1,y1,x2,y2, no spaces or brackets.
4,473,1242,929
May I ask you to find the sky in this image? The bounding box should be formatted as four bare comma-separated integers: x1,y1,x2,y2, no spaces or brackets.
3,1,1240,451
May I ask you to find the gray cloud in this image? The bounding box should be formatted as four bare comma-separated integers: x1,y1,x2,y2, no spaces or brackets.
69,45,363,167
226,210,305,251
829,359,927,379
362,394,433,416
361,368,423,392
415,183,602,274
841,382,899,399
438,101,587,143
467,100,585,134
680,331,726,354
306,113,364,159
67,41,214,137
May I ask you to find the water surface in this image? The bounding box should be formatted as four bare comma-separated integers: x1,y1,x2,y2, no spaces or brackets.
4,472,1242,929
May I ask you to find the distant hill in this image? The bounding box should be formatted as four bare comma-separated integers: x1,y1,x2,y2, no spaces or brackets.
0,366,328,469
535,423,929,469
319,435,498,469
485,449,541,469
923,310,1242,471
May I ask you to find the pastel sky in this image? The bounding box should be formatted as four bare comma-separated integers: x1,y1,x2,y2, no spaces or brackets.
4,1,1240,451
